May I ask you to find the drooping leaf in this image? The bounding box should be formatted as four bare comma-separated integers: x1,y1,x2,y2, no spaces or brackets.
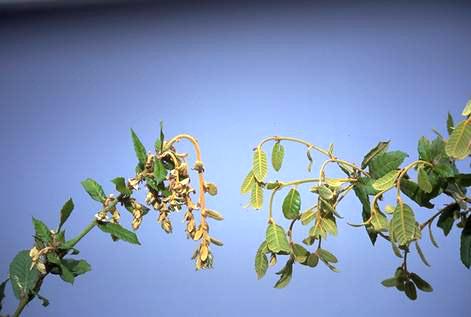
317,248,338,263
372,170,400,191
255,241,269,279
437,203,459,236
81,178,106,203
322,217,338,236
369,151,408,179
266,224,290,254
371,211,389,232
252,148,268,182
240,171,255,194
415,241,431,267
405,281,417,300
292,243,309,263
305,253,319,267
391,203,417,246
445,120,471,160
460,216,471,268
130,128,147,168
361,141,390,169
274,259,293,289
410,273,433,292
61,259,92,277
9,250,39,299
250,182,264,210
353,179,377,244
300,208,315,225
0,278,8,311
153,159,167,184
97,223,141,245
111,177,132,196
381,277,398,287
32,218,52,244
463,100,471,116
417,167,433,193
428,224,439,248
399,179,435,209
306,149,314,172
317,185,334,200
58,198,74,231
282,188,301,220
447,112,454,135
271,142,285,172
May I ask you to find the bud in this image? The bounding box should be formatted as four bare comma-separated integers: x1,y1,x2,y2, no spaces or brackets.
36,262,47,275
193,160,204,173
205,209,224,221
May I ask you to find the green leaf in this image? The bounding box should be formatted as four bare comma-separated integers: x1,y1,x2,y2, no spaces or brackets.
437,203,459,236
255,241,269,279
317,248,338,263
155,121,165,153
59,262,75,284
372,170,400,191
460,216,471,268
323,217,338,236
271,142,285,172
369,151,408,179
410,273,433,292
305,253,319,267
381,277,397,287
98,223,141,245
361,141,390,169
274,259,293,289
352,179,377,245
154,159,167,184
447,112,454,135
0,279,8,311
32,218,52,244
371,211,389,232
58,198,74,231
250,182,264,210
252,148,268,182
418,137,431,162
415,241,431,267
399,179,435,209
463,100,471,116
241,171,255,194
266,224,290,254
417,167,433,193
111,177,132,196
300,209,315,225
404,281,417,300
292,243,309,263
130,128,147,167
61,259,92,277
81,178,106,203
9,250,39,299
445,120,471,160
282,188,301,220
317,185,334,200
391,203,417,246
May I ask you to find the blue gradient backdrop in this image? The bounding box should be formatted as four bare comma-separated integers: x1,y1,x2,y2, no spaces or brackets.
1,1,470,316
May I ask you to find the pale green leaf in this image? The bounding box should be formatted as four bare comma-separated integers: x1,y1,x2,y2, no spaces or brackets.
369,151,408,179
240,171,255,194
266,224,290,254
445,120,471,160
417,167,432,193
462,100,471,116
372,170,400,191
271,142,285,172
253,148,268,182
300,208,315,225
250,182,264,210
255,241,269,279
391,203,417,246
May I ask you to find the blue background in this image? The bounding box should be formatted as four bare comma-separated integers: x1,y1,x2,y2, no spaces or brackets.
1,1,470,316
